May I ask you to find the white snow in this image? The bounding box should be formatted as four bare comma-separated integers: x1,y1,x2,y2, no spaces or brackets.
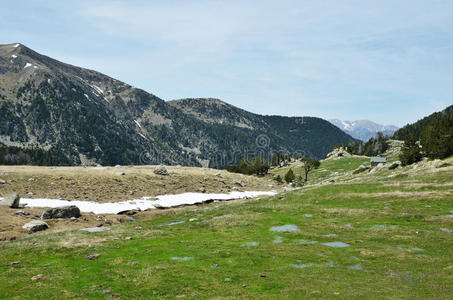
13,43,20,48
91,85,104,95
24,63,32,69
47,79,51,84
134,120,142,128
11,54,17,58
341,120,352,130
138,133,147,139
1,191,276,215
33,66,38,69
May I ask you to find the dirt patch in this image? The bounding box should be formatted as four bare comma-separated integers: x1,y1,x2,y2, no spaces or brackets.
0,165,278,203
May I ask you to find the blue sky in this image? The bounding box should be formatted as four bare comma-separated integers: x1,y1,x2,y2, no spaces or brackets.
1,0,452,126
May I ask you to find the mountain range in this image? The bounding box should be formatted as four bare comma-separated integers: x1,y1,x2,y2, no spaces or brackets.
0,43,355,167
329,119,398,142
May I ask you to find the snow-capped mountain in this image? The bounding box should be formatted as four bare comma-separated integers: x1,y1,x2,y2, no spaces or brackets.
329,119,399,142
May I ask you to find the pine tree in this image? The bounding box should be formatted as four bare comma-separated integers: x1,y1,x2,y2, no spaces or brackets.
284,168,295,183
400,134,422,166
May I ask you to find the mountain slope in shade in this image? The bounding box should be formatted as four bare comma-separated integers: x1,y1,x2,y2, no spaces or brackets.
0,43,355,166
329,119,398,141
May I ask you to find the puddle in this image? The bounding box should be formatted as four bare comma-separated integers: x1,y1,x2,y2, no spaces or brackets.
416,254,430,257
273,236,283,244
371,225,397,230
167,221,185,226
299,240,318,245
9,191,276,214
292,263,313,268
322,242,350,248
410,247,424,251
270,224,300,232
323,234,337,237
244,241,259,247
348,264,364,270
171,257,194,261
303,214,312,218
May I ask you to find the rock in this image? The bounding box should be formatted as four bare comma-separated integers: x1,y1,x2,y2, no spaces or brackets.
28,178,36,182
224,278,231,282
0,179,6,184
328,179,336,184
440,228,452,233
352,165,371,174
8,261,20,265
388,161,401,170
11,210,28,216
22,220,49,232
117,172,125,176
114,165,122,168
199,187,206,193
41,205,81,219
154,165,170,175
0,193,21,208
31,274,44,281
325,147,352,159
127,261,139,265
117,209,139,215
215,173,223,178
86,253,100,260
81,227,110,233
233,180,245,187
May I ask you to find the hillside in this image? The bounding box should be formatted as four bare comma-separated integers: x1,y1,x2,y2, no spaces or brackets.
169,98,355,159
329,119,398,141
393,105,453,140
0,43,354,166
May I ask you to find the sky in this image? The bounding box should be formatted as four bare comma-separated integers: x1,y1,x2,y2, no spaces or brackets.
1,0,452,127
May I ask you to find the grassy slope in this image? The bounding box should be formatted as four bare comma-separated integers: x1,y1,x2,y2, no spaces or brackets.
0,158,452,299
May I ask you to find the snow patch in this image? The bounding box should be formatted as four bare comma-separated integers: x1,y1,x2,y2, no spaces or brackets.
134,120,142,128
2,191,276,215
138,133,147,139
24,63,32,69
11,54,17,58
13,43,20,48
91,85,104,95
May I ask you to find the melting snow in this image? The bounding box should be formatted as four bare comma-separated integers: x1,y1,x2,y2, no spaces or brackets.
2,191,276,215
13,43,20,48
138,133,147,139
24,63,32,69
92,84,104,95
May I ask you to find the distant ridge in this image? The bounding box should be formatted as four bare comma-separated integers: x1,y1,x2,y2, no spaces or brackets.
0,43,355,166
329,119,398,141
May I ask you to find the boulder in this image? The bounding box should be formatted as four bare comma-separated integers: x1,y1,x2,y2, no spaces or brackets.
41,205,81,219
388,161,401,170
352,165,371,174
22,220,49,232
326,147,352,159
0,179,6,184
154,165,170,175
233,180,245,187
0,193,21,208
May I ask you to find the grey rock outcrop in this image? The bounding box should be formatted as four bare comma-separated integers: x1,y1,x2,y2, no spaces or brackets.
352,165,371,174
154,165,170,175
41,205,81,219
22,220,49,232
0,193,20,208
